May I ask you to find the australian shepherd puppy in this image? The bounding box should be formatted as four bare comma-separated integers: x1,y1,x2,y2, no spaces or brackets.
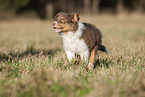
52,12,108,70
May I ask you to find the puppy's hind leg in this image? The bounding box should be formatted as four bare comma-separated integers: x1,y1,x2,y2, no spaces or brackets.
88,47,97,70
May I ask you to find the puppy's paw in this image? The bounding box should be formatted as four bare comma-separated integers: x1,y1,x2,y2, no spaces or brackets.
88,63,94,70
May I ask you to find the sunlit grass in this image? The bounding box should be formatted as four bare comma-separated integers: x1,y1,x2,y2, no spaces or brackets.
0,13,145,97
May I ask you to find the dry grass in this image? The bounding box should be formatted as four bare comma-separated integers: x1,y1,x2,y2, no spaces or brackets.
0,13,145,97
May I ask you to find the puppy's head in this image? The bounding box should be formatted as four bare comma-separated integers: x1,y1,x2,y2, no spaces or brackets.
52,12,80,32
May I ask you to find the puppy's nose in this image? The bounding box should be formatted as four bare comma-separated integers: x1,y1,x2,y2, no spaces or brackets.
52,22,57,26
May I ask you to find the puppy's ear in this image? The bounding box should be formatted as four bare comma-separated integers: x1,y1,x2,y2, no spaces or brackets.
72,13,80,23
55,12,62,20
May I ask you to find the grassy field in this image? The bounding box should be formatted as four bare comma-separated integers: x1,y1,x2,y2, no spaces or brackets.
0,13,145,97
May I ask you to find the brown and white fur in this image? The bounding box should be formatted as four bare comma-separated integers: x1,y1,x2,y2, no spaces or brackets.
52,12,108,70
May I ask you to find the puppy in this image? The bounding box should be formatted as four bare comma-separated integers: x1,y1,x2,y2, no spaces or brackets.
52,12,108,70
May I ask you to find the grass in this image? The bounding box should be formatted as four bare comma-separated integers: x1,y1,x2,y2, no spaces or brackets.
0,13,145,97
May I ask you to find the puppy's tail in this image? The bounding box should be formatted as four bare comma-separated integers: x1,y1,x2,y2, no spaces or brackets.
98,45,109,54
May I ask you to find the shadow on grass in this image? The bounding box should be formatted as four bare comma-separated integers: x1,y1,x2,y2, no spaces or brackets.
94,58,112,69
0,47,60,62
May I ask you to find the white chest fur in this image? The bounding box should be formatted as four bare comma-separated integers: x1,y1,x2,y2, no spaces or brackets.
60,22,90,62
62,31,88,53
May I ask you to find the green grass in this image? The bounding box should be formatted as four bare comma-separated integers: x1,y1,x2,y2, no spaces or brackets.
0,13,145,97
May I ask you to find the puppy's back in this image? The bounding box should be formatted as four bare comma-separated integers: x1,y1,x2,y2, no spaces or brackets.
81,23,102,51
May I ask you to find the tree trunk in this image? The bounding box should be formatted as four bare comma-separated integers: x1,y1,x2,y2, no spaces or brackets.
84,0,91,14
117,0,124,12
68,0,74,13
46,1,53,19
92,0,99,14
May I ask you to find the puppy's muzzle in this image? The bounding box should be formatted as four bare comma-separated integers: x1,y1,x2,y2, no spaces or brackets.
52,21,57,27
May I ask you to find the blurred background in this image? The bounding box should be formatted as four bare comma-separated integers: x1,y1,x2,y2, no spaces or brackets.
0,0,145,20
0,1,145,96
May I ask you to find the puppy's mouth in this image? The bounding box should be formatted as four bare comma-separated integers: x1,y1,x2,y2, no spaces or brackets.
53,27,63,29
53,27,63,32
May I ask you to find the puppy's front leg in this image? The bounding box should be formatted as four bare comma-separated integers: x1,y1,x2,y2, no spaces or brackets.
80,50,90,63
65,50,75,61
